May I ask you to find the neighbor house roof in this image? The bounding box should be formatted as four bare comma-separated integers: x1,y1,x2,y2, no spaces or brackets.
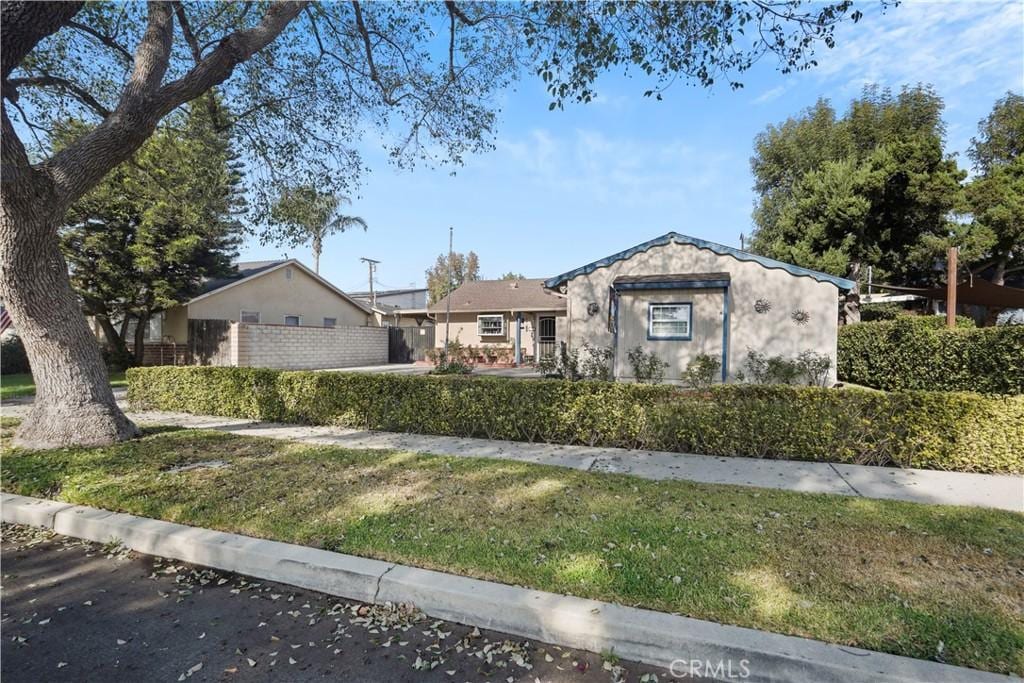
188,259,372,313
348,287,428,298
428,278,567,314
544,233,856,291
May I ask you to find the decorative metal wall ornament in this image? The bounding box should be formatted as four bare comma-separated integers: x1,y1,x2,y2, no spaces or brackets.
586,302,600,317
754,298,772,314
791,309,811,325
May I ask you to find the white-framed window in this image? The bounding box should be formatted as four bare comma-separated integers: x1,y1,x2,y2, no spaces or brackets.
648,303,692,340
284,314,301,326
323,317,337,328
477,314,505,336
240,310,260,324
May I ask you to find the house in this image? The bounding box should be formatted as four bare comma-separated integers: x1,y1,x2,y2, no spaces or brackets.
95,259,386,368
429,278,567,363
158,259,377,342
543,232,854,383
349,287,433,327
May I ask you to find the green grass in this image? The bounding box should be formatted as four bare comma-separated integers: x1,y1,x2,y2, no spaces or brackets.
2,421,1021,675
0,371,126,399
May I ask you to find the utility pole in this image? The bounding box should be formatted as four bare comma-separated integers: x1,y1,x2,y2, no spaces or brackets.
739,233,746,251
946,247,958,329
444,227,453,358
360,257,380,308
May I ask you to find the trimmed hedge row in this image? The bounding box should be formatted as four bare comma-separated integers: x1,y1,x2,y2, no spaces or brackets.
128,366,1024,474
838,318,1024,394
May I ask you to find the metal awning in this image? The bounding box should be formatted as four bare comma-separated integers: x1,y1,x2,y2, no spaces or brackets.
612,272,730,291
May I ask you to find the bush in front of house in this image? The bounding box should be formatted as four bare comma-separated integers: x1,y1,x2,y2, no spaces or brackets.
735,349,832,387
837,318,1024,394
127,366,1024,473
680,353,721,389
1,333,31,375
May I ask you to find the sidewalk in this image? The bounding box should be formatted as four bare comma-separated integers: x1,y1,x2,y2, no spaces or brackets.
5,396,1017,511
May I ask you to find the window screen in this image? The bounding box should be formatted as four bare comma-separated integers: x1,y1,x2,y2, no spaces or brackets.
648,303,691,339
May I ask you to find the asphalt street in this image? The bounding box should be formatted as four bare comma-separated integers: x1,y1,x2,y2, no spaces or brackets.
1,524,670,682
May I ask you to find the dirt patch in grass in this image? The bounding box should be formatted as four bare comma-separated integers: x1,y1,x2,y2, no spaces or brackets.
2,427,1022,675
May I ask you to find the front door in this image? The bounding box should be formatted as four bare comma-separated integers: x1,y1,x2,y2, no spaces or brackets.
537,316,556,358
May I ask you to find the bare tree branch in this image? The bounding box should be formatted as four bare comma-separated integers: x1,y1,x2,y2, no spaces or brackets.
7,75,111,118
172,2,203,63
66,19,134,64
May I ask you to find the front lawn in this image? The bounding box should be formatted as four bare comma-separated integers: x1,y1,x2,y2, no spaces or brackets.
2,420,1021,675
0,371,127,400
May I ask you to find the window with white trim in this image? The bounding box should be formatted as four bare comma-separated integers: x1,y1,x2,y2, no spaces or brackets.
240,310,260,324
323,317,337,328
284,315,301,326
648,303,692,339
477,314,505,336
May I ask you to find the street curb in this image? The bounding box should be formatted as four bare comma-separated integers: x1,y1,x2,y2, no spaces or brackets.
1,493,1015,683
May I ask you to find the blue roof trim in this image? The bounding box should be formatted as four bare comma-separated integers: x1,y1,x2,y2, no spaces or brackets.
543,232,855,291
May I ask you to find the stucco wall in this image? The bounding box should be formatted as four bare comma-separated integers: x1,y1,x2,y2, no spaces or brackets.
615,288,726,381
236,323,387,370
434,311,563,358
562,241,841,383
187,265,372,330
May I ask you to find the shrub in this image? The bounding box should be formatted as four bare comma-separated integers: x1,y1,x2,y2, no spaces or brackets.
838,318,1024,393
1,334,30,375
859,303,903,322
539,342,613,381
626,346,667,383
680,353,721,389
128,366,1024,473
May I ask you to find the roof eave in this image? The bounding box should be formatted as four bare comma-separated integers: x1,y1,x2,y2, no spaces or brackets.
543,232,855,292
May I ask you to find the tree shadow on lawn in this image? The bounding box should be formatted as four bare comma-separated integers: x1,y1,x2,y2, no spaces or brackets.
3,433,1022,674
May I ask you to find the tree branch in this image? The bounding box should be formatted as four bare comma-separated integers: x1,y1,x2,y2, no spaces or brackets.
1,1,84,81
172,2,203,63
66,19,133,64
7,75,111,118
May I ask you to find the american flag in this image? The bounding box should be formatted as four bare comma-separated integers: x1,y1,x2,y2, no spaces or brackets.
0,306,12,335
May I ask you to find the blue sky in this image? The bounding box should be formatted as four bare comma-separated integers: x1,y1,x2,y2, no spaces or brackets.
237,1,1024,294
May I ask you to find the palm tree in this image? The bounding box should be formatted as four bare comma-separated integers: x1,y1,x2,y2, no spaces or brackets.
272,186,367,273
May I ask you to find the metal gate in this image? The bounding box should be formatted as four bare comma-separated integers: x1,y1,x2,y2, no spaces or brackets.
537,316,557,358
388,325,436,363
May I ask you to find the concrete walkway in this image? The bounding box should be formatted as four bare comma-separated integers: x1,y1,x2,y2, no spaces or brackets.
6,392,1015,511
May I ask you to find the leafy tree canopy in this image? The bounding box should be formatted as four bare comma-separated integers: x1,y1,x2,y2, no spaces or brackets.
963,93,1024,284
8,1,874,232
750,84,966,288
426,250,480,304
500,271,526,280
61,102,244,364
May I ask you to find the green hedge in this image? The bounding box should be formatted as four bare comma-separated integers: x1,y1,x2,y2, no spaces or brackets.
127,367,1024,474
838,318,1024,394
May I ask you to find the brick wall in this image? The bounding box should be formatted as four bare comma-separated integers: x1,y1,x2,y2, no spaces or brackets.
235,323,388,370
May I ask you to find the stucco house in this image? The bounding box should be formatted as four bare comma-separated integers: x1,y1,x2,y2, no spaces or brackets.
156,259,377,343
543,232,854,383
429,278,567,362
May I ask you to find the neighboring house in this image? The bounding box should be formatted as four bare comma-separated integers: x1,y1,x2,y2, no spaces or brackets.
543,232,854,384
429,278,567,362
350,287,433,327
163,259,377,341
92,259,377,349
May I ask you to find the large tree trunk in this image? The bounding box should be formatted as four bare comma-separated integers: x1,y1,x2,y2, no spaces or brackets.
992,257,1007,287
132,313,150,365
95,313,134,369
0,202,138,449
0,1,303,448
841,261,862,325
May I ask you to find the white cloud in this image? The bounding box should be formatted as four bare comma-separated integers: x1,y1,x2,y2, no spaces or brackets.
814,1,1022,99
752,85,790,105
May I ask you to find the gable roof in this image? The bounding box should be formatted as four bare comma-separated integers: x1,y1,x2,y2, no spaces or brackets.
428,278,567,314
188,259,372,313
543,232,856,291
